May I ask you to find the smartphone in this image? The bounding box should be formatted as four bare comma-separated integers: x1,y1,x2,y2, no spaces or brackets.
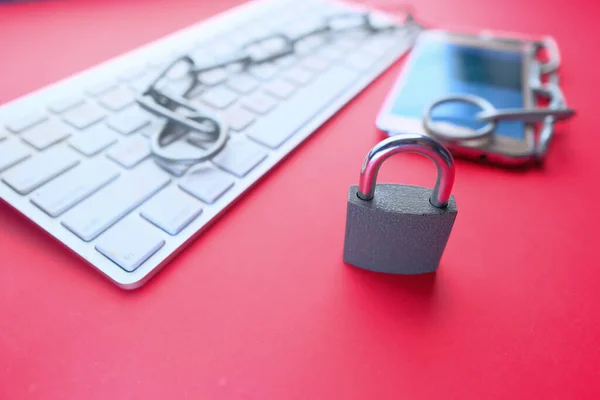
376,29,538,165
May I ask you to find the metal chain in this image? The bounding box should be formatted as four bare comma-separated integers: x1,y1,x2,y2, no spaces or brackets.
135,9,423,168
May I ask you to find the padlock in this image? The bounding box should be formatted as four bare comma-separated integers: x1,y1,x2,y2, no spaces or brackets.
343,134,458,274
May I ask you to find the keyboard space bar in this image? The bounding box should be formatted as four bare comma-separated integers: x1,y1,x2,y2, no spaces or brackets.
246,64,360,149
62,162,171,242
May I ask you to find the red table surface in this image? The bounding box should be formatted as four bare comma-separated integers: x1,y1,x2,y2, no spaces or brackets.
1,0,599,398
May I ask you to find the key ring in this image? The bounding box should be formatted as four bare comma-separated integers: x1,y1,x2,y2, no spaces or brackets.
423,94,497,143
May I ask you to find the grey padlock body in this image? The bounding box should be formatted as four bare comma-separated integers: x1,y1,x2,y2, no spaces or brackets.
343,183,457,274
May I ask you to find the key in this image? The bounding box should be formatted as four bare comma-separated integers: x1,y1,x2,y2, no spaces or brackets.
224,105,256,131
165,59,193,81
227,74,260,94
361,35,397,57
344,51,377,71
154,158,193,177
240,92,277,115
198,68,228,86
247,64,358,149
213,136,267,178
62,102,107,129
48,97,84,114
317,45,346,61
61,162,171,242
274,55,297,68
95,216,165,272
106,105,152,135
201,86,238,109
334,36,363,51
97,86,135,111
283,67,314,85
129,72,159,93
158,78,195,99
86,80,117,97
68,124,118,156
20,119,72,150
249,63,278,81
209,41,236,58
263,78,296,100
179,165,234,204
140,119,166,138
295,36,327,56
140,186,203,235
30,159,120,217
2,146,79,195
0,140,31,173
118,65,147,82
301,55,331,72
107,136,151,168
5,111,48,133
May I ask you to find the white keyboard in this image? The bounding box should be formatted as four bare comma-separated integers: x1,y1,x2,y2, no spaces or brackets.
0,0,417,289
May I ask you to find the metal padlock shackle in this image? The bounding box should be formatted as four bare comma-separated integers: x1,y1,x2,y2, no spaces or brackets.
357,134,455,208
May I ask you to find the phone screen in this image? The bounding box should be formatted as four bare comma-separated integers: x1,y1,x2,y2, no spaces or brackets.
389,38,526,139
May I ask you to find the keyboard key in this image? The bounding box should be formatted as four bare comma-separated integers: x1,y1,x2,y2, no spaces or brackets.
107,136,151,168
344,51,377,71
158,78,195,99
86,81,117,96
97,86,135,111
30,159,120,217
224,105,256,131
154,158,192,177
247,64,358,149
0,140,31,173
62,102,107,129
295,36,327,55
118,65,148,82
107,105,152,135
317,45,346,61
227,74,260,94
140,186,203,235
334,36,363,51
209,41,236,58
283,67,314,85
5,111,48,134
301,55,331,72
201,86,238,109
240,92,277,115
198,68,228,86
249,63,278,80
68,124,118,156
129,72,158,93
2,146,79,195
62,162,171,242
179,165,234,204
48,97,84,114
274,55,297,68
361,35,397,57
140,119,166,138
95,216,165,272
20,119,72,150
263,78,296,100
165,60,191,81
213,136,267,177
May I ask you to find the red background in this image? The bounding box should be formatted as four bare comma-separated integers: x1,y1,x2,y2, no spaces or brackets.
1,0,599,398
